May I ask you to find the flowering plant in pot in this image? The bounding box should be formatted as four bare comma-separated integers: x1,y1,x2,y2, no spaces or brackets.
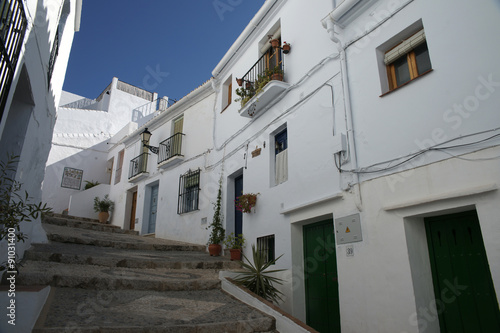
207,176,225,256
93,195,114,223
235,193,259,213
282,41,291,54
223,232,246,260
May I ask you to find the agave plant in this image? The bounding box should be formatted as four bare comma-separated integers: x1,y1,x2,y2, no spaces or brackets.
233,244,285,304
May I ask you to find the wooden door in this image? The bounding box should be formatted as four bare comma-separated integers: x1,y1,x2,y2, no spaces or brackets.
425,211,500,332
147,185,159,234
129,191,137,230
304,220,341,333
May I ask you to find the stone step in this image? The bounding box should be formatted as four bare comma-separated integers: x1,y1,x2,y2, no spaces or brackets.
33,288,276,332
43,214,139,235
42,222,206,252
18,261,221,291
25,242,241,270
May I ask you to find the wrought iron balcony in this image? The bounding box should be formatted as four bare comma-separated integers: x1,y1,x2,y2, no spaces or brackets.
158,132,185,168
236,48,290,118
128,152,149,181
0,0,27,119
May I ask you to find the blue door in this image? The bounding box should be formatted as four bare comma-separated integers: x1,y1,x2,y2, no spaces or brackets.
234,175,243,236
148,185,159,234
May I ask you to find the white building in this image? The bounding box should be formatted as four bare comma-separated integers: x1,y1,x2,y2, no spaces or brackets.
42,77,167,214
60,0,500,332
0,0,81,259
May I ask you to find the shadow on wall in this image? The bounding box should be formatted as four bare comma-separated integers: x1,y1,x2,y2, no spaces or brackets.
42,140,112,214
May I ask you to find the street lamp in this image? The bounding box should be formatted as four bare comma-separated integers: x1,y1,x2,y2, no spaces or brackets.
140,128,159,155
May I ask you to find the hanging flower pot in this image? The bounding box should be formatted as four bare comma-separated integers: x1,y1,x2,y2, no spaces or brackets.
282,42,291,54
236,78,243,86
235,193,259,213
270,38,280,48
245,82,252,89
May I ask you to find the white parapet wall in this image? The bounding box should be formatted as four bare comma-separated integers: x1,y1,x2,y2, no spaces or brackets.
68,184,111,220
219,271,318,333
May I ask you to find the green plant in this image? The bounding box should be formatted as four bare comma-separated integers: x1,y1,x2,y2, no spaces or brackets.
233,244,285,304
93,195,114,213
84,180,100,190
0,155,52,242
224,232,246,249
235,193,259,213
207,176,225,245
235,86,255,108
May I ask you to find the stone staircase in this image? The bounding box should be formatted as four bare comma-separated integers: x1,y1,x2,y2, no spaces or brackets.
18,214,277,332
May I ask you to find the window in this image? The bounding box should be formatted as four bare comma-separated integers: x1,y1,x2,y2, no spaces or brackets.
275,128,288,185
178,169,200,214
257,235,275,264
385,29,432,91
115,149,124,184
0,0,27,120
221,75,232,112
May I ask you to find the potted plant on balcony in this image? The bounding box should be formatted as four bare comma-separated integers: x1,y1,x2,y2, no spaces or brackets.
235,193,259,213
207,176,225,256
224,232,246,260
235,86,255,108
282,41,291,54
93,195,114,224
270,66,284,81
270,38,280,48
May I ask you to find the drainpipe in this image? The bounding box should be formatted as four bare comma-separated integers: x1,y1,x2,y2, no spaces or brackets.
322,15,362,209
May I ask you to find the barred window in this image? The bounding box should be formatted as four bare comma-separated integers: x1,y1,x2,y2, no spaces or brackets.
178,169,200,214
257,234,275,264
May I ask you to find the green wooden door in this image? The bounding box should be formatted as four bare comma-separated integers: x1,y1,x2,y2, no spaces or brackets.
304,220,341,333
425,211,500,332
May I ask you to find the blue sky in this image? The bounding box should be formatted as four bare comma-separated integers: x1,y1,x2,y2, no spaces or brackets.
63,0,266,102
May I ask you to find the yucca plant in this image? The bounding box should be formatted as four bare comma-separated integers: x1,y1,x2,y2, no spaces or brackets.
233,244,285,304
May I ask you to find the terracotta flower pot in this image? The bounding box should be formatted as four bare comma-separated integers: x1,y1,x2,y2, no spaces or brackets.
229,249,242,261
282,44,290,54
208,244,222,256
271,73,283,81
270,38,279,48
245,82,252,89
236,78,243,86
98,211,109,224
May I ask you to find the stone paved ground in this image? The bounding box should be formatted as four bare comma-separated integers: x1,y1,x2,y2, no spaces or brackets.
20,215,277,333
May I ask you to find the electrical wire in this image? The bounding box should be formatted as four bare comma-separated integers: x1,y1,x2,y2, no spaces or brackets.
335,128,500,174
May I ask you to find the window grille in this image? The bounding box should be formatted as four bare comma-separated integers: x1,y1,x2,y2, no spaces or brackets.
257,234,275,264
178,169,200,214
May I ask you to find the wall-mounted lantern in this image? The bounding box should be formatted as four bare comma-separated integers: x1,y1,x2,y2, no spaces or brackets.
140,128,159,155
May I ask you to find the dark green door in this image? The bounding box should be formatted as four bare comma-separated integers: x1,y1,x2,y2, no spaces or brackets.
304,220,341,333
425,211,500,332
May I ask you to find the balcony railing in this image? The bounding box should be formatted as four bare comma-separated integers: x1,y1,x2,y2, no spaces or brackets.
158,132,184,165
128,153,148,179
239,48,284,90
0,0,27,120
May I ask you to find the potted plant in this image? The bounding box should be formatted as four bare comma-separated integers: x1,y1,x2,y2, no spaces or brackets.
236,78,244,86
235,193,259,213
207,176,225,256
282,41,291,54
233,244,285,304
235,86,255,108
84,180,99,190
223,232,246,260
93,195,114,224
270,66,284,81
270,38,280,48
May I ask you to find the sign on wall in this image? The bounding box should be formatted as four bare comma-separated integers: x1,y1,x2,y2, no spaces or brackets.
61,167,83,190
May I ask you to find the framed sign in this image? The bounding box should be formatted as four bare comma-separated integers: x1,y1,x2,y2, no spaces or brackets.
61,167,83,190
